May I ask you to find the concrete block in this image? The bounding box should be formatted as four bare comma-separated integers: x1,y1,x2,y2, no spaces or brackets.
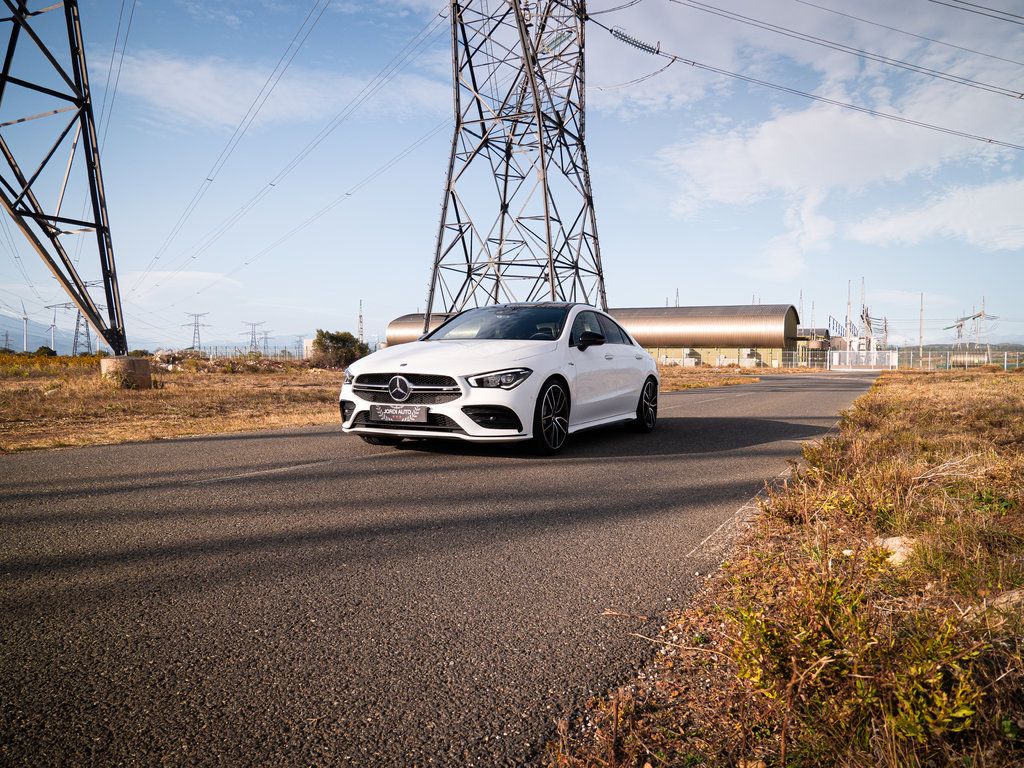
100,356,153,389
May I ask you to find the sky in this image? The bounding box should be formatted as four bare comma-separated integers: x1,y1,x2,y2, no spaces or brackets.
0,0,1022,352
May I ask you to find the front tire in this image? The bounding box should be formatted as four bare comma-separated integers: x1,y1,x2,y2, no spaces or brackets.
531,380,570,455
360,435,404,446
634,376,658,433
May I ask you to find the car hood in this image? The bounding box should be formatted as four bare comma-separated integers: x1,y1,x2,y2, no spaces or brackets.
350,339,558,376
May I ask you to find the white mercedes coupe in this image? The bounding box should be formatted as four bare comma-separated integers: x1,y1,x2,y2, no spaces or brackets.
339,303,659,453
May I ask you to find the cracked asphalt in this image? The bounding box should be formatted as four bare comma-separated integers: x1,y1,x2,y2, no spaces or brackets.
0,372,876,766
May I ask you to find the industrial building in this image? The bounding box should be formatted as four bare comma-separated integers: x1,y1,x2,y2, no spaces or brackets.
386,304,805,367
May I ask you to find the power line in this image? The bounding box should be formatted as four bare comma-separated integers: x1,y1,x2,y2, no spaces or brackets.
590,0,645,15
667,0,1024,100
130,0,333,293
98,0,138,152
787,0,1024,67
590,18,1024,151
179,119,452,302
946,0,1024,20
132,5,449,297
925,0,1024,26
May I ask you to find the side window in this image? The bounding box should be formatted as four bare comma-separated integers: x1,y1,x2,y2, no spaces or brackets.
613,319,636,346
598,314,627,345
569,311,603,346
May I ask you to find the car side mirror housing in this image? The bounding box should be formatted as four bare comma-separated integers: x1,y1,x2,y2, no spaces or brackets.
578,330,605,350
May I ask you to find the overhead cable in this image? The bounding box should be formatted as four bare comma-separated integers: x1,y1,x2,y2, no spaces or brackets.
130,0,333,294
788,0,1024,67
140,8,449,295
590,17,1024,151
667,0,1024,100
178,119,453,303
925,0,1024,25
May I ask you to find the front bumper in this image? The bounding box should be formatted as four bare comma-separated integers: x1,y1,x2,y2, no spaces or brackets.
339,377,536,442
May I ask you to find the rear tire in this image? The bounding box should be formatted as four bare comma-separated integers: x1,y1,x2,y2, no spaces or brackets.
633,376,658,433
360,435,404,446
530,380,570,455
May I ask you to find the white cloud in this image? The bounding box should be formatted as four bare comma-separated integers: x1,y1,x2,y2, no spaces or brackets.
118,50,449,131
848,178,1024,251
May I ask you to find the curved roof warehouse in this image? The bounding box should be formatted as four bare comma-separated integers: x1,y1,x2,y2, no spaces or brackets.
385,304,800,349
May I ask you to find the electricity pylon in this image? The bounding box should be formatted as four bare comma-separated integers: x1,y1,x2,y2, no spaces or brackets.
242,321,263,354
424,0,606,328
0,0,128,354
183,312,209,350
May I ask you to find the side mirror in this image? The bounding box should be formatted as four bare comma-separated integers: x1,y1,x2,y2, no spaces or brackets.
578,330,605,350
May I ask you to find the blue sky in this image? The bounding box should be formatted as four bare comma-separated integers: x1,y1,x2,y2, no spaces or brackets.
1,0,1022,351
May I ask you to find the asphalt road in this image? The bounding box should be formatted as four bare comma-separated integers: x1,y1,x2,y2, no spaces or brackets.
1,372,876,766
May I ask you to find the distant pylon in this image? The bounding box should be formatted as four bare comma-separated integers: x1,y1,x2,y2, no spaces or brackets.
424,0,606,327
73,311,91,355
260,330,273,356
242,322,264,354
674,288,680,307
183,312,210,350
357,299,364,344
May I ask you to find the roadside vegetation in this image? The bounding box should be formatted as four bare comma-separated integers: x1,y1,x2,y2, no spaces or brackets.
0,351,339,453
549,369,1024,767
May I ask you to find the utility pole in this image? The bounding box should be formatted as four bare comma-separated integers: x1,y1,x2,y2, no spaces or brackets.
845,280,853,347
424,0,605,327
183,312,210,350
918,292,924,357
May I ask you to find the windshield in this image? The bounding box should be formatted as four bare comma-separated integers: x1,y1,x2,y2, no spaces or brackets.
427,305,570,342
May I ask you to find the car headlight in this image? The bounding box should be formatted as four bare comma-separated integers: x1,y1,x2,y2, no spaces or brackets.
343,368,354,385
467,368,532,390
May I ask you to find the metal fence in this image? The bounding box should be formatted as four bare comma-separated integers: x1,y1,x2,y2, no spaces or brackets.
656,348,1024,371
893,350,1024,371
175,346,305,360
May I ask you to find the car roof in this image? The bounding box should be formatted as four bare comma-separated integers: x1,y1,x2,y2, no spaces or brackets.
479,302,588,310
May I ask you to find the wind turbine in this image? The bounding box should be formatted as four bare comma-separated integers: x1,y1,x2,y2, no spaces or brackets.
47,309,57,352
21,301,28,352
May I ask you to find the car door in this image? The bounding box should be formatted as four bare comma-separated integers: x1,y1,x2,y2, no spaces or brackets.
597,313,640,417
567,310,617,424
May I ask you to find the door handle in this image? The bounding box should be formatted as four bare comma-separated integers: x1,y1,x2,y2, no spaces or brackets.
604,354,614,360
635,354,643,360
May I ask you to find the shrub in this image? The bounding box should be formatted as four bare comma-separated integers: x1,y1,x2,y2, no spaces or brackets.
34,346,56,356
309,329,368,369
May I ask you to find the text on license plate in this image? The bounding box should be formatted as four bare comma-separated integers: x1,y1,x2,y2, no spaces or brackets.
370,404,428,423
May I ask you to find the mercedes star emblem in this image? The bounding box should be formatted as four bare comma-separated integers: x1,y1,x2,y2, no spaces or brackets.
388,375,412,402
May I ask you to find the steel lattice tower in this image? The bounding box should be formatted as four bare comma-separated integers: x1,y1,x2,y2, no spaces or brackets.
0,0,127,354
424,0,606,327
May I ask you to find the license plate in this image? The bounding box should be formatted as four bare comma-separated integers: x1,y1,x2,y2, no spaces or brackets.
369,404,428,423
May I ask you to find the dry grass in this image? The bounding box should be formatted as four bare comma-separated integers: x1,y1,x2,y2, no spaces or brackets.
0,354,339,452
548,370,1024,768
657,365,755,391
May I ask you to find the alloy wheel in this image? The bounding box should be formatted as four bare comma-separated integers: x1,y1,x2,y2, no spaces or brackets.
540,384,569,450
642,378,658,429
